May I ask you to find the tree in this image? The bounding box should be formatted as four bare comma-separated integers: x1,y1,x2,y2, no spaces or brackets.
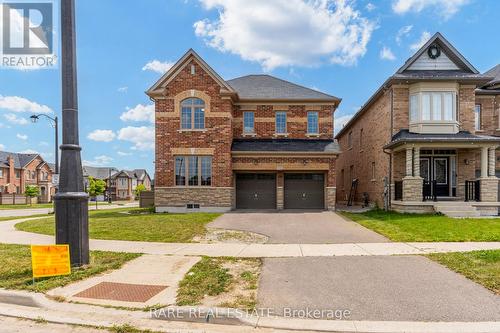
87,176,106,209
24,185,40,206
134,183,146,199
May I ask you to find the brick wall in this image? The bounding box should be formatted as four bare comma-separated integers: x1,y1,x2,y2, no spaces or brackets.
233,105,334,139
336,88,392,206
392,85,409,135
459,85,476,133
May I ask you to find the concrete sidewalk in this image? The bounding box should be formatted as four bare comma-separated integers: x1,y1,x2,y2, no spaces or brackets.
1,217,499,257
0,201,139,218
0,290,499,333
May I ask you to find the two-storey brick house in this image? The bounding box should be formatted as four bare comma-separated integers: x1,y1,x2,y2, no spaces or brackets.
335,33,500,216
0,151,55,203
148,49,340,212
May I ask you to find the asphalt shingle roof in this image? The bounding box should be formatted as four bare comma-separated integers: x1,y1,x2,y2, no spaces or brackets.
385,129,500,149
0,151,38,168
82,166,119,179
226,75,340,101
231,139,340,153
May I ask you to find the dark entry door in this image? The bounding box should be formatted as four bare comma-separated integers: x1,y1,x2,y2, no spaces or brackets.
420,157,450,197
236,173,276,209
284,173,324,209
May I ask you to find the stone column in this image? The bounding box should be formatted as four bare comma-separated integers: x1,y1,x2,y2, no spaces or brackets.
481,146,488,178
413,147,420,177
406,147,413,177
488,147,496,177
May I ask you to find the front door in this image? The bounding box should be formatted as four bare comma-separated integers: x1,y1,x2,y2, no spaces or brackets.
420,157,450,197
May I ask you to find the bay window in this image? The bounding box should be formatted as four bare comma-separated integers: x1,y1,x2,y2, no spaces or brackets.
410,91,456,123
175,156,212,186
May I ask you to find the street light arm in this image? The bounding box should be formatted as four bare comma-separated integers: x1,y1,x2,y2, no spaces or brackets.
31,113,57,123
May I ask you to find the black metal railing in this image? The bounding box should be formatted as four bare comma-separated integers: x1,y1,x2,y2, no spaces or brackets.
394,181,403,201
423,180,437,202
465,180,480,202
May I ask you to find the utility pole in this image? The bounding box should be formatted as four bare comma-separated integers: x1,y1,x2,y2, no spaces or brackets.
54,0,89,266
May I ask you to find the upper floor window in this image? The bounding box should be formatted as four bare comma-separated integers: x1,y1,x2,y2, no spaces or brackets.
410,92,456,122
0,168,3,177
275,111,287,134
15,170,20,178
347,131,352,149
475,104,481,130
307,112,319,134
175,155,212,186
243,111,254,133
181,98,205,130
359,128,364,148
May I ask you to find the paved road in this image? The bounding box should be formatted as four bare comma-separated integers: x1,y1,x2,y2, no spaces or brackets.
258,256,500,321
209,211,388,243
0,202,139,218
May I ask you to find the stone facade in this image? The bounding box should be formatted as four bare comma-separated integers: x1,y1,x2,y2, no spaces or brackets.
155,187,234,213
479,177,499,202
402,176,423,201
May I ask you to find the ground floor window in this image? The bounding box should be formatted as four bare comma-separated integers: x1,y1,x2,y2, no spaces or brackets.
175,155,212,186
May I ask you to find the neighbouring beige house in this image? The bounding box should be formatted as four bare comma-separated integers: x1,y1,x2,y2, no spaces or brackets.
335,32,500,217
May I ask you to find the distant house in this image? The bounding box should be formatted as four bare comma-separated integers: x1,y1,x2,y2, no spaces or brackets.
0,151,55,203
82,166,151,200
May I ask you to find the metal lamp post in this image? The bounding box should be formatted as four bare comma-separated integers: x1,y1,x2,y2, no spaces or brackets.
54,0,89,266
30,114,59,175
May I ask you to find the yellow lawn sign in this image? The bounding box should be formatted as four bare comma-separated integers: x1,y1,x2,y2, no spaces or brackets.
31,245,71,278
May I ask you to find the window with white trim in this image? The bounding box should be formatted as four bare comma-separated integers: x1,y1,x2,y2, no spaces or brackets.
243,111,254,133
0,168,3,178
475,104,481,130
181,98,205,130
307,112,319,134
275,111,287,134
410,91,456,122
175,156,212,186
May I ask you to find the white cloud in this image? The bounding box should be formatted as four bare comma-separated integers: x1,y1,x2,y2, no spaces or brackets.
0,95,52,113
334,114,353,134
18,149,38,154
392,0,469,19
4,113,28,125
87,129,116,142
16,133,28,140
117,151,132,156
0,144,5,151
395,25,412,44
120,104,155,123
83,155,114,167
410,31,431,51
39,141,49,146
117,86,128,93
365,3,376,11
380,46,396,61
194,0,375,70
117,126,154,151
142,60,175,74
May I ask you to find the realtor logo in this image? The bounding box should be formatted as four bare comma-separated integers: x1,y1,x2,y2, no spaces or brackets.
1,0,57,69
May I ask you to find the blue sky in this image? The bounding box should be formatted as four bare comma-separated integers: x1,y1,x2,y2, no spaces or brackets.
1,0,499,176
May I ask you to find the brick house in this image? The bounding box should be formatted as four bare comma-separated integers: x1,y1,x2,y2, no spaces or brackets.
0,151,55,203
148,49,340,212
335,32,500,216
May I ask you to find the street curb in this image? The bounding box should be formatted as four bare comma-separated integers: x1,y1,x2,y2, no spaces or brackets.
0,290,499,333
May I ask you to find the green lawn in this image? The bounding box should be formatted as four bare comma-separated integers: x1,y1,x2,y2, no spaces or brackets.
0,203,55,210
15,209,221,243
0,243,140,292
341,210,500,242
427,250,500,294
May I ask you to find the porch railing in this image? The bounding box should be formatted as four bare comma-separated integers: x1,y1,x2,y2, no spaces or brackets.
394,181,403,201
465,180,480,202
423,180,437,202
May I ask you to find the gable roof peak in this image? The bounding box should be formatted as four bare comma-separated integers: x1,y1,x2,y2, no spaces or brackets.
146,48,235,97
397,32,479,74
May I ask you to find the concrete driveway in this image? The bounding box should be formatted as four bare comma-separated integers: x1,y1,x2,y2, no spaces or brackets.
208,211,388,244
258,256,500,321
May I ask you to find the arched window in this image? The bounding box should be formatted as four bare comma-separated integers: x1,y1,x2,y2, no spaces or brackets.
181,98,205,129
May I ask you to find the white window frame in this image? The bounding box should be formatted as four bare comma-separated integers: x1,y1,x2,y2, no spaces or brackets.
474,104,481,130
243,111,255,134
307,111,319,134
275,111,287,135
409,91,457,123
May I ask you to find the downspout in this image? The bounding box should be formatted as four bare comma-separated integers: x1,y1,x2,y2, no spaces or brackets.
383,87,394,210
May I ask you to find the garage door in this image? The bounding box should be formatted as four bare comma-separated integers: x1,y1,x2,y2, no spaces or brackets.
284,173,324,209
236,173,276,209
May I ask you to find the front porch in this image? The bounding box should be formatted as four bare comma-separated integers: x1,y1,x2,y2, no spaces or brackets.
388,137,500,216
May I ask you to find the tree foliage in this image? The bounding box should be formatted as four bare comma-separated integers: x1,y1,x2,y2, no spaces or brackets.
135,183,146,197
87,177,106,209
24,185,40,206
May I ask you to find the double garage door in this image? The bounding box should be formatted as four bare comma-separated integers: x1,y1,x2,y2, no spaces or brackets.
235,173,324,209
